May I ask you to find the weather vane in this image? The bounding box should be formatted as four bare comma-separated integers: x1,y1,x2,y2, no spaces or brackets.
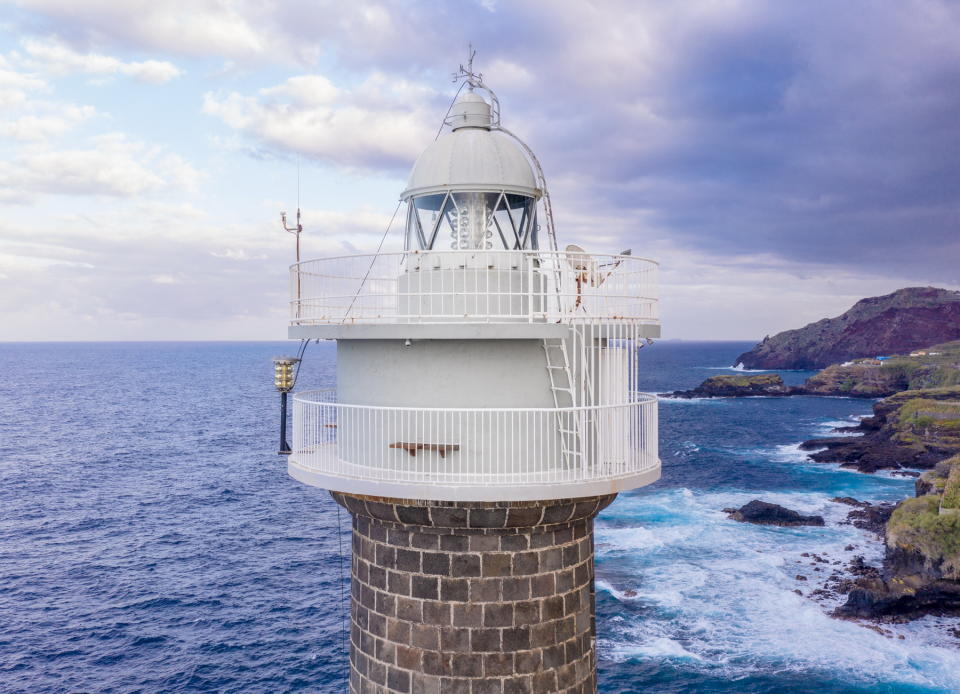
453,43,481,91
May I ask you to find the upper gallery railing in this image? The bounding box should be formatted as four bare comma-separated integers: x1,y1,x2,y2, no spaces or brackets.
289,250,658,326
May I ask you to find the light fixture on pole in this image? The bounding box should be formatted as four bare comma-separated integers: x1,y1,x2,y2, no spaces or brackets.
272,356,300,455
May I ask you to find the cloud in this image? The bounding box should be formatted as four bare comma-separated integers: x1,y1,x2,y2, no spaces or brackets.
0,195,406,340
19,37,181,83
0,104,95,140
2,0,960,341
12,0,266,59
490,0,960,285
0,133,200,200
203,72,439,170
0,54,46,111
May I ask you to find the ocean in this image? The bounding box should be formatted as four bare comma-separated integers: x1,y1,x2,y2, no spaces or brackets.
1,341,958,693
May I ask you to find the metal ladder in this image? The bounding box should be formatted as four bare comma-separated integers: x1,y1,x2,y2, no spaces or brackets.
542,336,583,472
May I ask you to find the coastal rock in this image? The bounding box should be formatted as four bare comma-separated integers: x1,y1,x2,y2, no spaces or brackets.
667,373,794,399
734,287,960,370
802,386,960,473
673,340,959,401
845,502,895,536
832,496,869,508
800,363,907,398
724,500,825,527
834,581,960,620
832,456,960,620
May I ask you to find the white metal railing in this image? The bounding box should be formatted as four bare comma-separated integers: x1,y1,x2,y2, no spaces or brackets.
289,250,658,326
291,390,659,489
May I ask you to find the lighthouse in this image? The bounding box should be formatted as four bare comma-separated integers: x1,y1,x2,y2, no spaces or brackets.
285,64,660,693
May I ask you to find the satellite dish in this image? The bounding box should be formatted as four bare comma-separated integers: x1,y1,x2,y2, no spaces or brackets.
565,244,591,272
565,244,601,288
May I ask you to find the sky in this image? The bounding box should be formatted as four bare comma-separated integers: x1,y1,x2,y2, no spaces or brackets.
0,0,957,342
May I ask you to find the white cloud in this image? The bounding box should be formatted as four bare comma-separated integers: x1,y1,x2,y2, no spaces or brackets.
0,54,47,111
0,133,200,200
20,37,182,83
0,104,95,140
211,248,267,261
203,72,438,169
13,0,266,59
2,0,959,342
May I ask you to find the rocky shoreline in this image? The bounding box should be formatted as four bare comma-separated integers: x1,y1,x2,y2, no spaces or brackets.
783,388,960,623
667,339,960,401
678,335,960,625
665,371,904,400
801,386,960,474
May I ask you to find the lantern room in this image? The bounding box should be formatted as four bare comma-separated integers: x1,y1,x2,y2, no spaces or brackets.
402,91,540,251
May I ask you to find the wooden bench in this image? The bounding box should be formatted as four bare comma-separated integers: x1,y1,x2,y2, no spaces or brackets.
389,442,460,458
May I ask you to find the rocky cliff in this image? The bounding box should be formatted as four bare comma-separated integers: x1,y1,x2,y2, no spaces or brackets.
801,386,960,473
801,342,960,396
668,341,960,400
666,373,793,398
834,454,960,620
735,287,960,370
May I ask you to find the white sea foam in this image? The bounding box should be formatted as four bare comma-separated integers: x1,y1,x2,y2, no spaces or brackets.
607,636,703,661
816,419,864,437
732,442,818,465
595,487,960,688
732,363,766,372
771,442,812,462
700,364,772,372
658,396,727,405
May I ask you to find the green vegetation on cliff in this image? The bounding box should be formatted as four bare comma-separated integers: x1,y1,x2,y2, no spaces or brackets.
705,374,783,388
667,373,791,398
887,492,960,580
940,460,960,511
897,398,960,437
800,341,960,397
878,389,960,459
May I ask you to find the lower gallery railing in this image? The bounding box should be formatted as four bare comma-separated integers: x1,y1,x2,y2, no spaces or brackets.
291,390,659,488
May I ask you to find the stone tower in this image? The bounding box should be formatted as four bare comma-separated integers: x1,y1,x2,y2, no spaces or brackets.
284,68,661,693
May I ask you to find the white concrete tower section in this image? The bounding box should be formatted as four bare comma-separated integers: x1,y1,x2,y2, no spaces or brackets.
287,84,661,503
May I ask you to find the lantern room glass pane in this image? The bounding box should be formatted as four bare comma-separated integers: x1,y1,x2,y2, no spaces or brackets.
407,192,538,250
449,192,496,249
407,194,446,250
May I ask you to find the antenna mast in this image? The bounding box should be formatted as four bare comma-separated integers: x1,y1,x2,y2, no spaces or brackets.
282,158,304,319
281,208,302,263
281,156,303,263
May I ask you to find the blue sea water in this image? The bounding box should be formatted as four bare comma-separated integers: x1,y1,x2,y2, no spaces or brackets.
1,341,958,693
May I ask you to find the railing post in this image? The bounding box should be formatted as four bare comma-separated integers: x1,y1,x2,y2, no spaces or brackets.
527,252,534,323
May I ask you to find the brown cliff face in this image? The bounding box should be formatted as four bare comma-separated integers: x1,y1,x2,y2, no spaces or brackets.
735,287,960,370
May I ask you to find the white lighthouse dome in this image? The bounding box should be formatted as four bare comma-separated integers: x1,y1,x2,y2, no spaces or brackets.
400,93,539,200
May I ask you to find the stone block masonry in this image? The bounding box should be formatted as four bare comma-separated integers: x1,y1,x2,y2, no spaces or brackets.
331,493,617,694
